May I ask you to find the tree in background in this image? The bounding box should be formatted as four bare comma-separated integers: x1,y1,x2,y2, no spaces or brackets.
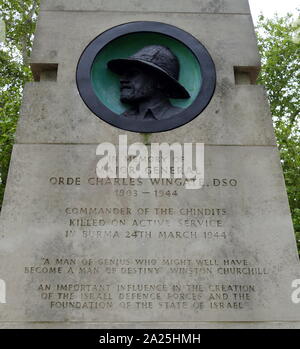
256,12,300,256
0,0,39,209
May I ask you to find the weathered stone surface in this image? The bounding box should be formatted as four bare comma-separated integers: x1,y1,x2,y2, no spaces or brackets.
1,322,300,329
30,12,259,69
0,144,299,323
16,83,276,145
18,9,267,146
40,0,251,14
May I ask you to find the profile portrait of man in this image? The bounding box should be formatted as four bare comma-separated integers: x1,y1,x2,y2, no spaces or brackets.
107,45,190,120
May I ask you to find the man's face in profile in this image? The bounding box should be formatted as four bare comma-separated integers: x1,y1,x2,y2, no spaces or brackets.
120,67,157,104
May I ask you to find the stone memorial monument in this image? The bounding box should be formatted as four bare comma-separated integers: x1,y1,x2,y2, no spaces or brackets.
0,0,299,328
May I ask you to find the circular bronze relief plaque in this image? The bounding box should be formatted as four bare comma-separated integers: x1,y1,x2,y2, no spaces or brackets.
76,21,216,133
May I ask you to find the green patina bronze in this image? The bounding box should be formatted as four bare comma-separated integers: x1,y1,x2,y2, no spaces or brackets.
91,33,202,114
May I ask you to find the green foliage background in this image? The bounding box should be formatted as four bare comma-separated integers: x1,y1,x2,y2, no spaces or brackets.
0,2,299,256
256,12,300,256
0,0,39,207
